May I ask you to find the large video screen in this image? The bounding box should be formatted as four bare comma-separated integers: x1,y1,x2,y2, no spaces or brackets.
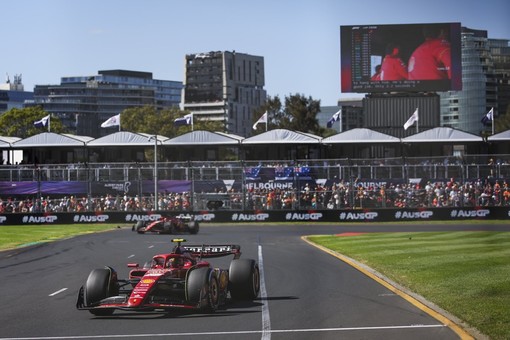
340,23,462,93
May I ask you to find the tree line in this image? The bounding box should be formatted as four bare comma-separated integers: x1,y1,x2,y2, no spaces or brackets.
1,93,508,139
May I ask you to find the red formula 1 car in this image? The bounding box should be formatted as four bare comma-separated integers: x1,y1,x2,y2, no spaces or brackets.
76,239,260,316
133,214,199,234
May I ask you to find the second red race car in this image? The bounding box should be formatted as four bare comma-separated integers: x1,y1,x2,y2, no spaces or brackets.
76,239,260,316
133,214,199,234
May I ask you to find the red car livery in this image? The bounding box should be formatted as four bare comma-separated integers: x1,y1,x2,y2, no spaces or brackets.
76,239,260,316
133,214,199,234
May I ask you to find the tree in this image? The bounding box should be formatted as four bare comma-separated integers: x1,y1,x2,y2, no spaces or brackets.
494,106,510,133
252,95,282,132
0,107,67,138
253,94,323,136
282,94,321,134
119,106,224,137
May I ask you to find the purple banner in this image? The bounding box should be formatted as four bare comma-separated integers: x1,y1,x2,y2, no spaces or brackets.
0,182,39,195
41,181,87,194
142,180,192,194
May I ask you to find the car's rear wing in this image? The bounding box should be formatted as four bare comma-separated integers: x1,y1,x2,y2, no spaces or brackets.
171,239,241,259
182,244,241,259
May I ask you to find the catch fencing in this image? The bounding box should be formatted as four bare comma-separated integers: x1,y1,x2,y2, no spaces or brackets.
0,155,508,213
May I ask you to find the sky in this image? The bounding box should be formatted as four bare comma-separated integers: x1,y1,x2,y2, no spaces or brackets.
3,0,510,106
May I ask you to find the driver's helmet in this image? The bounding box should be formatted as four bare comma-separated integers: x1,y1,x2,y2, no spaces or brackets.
168,257,184,268
153,257,165,268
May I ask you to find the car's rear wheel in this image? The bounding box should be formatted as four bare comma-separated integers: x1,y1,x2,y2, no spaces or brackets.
186,267,219,312
188,221,199,234
135,221,146,234
161,222,172,234
84,267,117,316
229,259,260,300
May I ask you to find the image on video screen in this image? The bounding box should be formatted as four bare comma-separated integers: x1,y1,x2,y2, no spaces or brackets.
340,22,462,93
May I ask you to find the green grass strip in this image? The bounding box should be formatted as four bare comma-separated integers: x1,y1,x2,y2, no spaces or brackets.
0,224,122,250
308,232,510,340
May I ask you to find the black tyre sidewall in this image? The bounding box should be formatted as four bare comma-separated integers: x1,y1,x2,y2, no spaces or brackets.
186,267,218,311
229,259,260,300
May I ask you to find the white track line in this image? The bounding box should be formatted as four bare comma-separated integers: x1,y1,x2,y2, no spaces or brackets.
0,324,446,339
258,244,271,339
48,288,67,297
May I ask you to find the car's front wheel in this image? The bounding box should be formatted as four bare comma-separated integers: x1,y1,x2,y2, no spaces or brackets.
84,267,118,316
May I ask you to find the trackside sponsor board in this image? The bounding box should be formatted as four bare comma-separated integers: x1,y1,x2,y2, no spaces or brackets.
285,212,323,221
450,209,491,218
125,214,162,222
395,210,434,220
22,215,59,224
73,214,110,223
0,208,507,225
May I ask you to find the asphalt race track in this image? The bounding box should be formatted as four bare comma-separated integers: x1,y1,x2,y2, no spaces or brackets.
1,222,507,340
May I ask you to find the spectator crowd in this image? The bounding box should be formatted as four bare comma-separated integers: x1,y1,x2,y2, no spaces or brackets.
1,177,509,214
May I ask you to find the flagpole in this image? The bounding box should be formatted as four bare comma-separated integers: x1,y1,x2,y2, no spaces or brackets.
339,110,342,132
492,108,494,135
148,135,158,211
415,108,419,133
48,114,51,132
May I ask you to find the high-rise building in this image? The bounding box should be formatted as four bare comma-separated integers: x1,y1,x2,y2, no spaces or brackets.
320,99,363,133
439,28,501,134
182,51,266,137
34,70,182,137
488,38,510,119
0,74,33,113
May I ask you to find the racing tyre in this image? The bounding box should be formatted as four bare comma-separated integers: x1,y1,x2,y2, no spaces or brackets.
135,221,146,234
229,259,260,301
161,222,172,234
170,222,179,234
84,267,118,316
188,221,199,234
186,267,219,312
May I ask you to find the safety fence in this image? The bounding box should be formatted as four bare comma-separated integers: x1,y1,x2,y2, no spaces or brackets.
0,155,508,214
1,155,509,181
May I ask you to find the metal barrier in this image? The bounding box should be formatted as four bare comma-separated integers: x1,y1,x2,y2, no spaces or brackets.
0,155,509,213
2,155,509,182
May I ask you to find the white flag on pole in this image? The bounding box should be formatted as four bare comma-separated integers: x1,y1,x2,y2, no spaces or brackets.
174,113,193,126
101,114,120,128
403,108,419,130
253,111,268,130
327,109,341,128
33,115,50,128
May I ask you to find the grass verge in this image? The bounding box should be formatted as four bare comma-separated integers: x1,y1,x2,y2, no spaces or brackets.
0,224,122,251
308,231,510,340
